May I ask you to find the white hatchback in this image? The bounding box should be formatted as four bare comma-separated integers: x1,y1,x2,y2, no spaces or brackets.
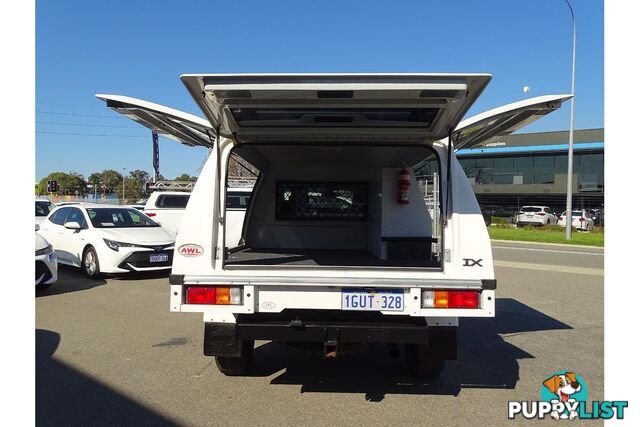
37,204,175,278
558,209,595,231
516,206,558,227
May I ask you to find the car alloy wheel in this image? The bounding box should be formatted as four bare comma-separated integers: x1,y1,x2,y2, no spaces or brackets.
83,247,101,279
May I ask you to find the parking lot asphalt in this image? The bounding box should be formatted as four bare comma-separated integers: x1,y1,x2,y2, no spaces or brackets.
36,241,604,426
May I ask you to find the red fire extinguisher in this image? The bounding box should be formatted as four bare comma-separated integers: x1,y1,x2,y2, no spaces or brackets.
398,168,410,205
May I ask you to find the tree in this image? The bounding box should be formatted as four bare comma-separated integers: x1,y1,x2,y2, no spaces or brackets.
129,169,150,186
100,169,124,193
113,169,150,202
229,155,259,177
88,169,123,194
38,172,87,195
121,179,144,202
87,172,101,185
174,173,197,182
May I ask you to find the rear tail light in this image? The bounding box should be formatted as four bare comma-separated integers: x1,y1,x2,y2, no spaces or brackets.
535,212,546,216
559,216,564,220
146,212,156,217
579,217,585,222
185,286,243,305
421,290,479,309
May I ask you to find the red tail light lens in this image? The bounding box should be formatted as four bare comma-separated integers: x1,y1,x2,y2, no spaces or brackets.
579,217,585,222
186,286,216,304
559,216,564,220
448,291,479,308
185,286,243,305
427,290,479,309
146,212,156,217
536,212,546,216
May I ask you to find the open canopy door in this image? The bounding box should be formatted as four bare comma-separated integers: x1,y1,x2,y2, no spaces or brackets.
452,94,572,151
180,73,492,143
95,94,215,148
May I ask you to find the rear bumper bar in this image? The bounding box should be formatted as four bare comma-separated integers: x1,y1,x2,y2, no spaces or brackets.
238,314,428,345
204,310,457,358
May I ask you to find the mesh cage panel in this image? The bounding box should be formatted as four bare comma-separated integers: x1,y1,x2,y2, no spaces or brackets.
276,182,368,221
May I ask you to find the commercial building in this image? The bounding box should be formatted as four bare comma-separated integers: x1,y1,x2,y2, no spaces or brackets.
415,128,604,218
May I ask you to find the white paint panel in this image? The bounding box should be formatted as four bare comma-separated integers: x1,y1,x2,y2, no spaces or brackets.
256,286,342,313
380,168,432,237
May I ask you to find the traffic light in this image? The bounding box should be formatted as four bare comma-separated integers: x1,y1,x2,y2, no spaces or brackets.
46,180,59,193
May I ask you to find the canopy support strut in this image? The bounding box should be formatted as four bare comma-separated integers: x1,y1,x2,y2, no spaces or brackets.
444,129,454,226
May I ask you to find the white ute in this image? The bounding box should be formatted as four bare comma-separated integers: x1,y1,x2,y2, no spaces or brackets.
97,74,569,378
143,190,191,234
143,183,253,245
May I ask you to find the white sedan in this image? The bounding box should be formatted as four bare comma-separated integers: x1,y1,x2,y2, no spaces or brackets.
37,204,175,279
558,209,595,231
35,230,57,287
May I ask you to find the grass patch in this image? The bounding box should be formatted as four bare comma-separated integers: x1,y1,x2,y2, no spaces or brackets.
488,225,604,247
490,216,512,225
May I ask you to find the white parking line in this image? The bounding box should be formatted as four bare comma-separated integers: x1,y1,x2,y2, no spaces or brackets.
491,245,603,256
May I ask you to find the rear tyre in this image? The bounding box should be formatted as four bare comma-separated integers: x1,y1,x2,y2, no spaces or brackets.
82,246,102,279
215,340,254,376
404,344,445,380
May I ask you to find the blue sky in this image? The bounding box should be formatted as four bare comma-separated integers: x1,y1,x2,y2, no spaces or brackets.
36,0,603,180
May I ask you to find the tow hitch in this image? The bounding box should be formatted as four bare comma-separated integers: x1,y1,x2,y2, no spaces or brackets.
324,340,338,358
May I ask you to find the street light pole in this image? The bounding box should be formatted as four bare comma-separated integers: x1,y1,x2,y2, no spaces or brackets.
122,168,126,205
564,0,576,239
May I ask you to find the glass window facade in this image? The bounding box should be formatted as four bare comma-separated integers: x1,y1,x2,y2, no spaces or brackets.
415,151,603,191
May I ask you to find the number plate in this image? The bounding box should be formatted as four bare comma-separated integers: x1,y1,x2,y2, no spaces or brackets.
150,253,169,263
342,288,404,311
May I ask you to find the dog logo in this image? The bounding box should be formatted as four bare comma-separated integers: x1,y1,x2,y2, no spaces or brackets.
541,371,587,420
508,371,627,420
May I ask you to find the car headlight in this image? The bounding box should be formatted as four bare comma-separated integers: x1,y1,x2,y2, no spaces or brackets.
103,238,138,252
35,244,53,256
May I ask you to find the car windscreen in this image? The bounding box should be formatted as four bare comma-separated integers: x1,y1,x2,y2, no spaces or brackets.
572,211,584,217
86,208,159,228
520,207,541,213
36,201,55,217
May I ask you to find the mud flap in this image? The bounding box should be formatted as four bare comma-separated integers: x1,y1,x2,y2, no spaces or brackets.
203,323,241,357
427,326,458,360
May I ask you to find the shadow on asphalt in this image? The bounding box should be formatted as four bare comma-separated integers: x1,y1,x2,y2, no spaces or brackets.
245,298,572,402
109,269,170,281
36,329,177,427
36,266,107,297
36,266,170,297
